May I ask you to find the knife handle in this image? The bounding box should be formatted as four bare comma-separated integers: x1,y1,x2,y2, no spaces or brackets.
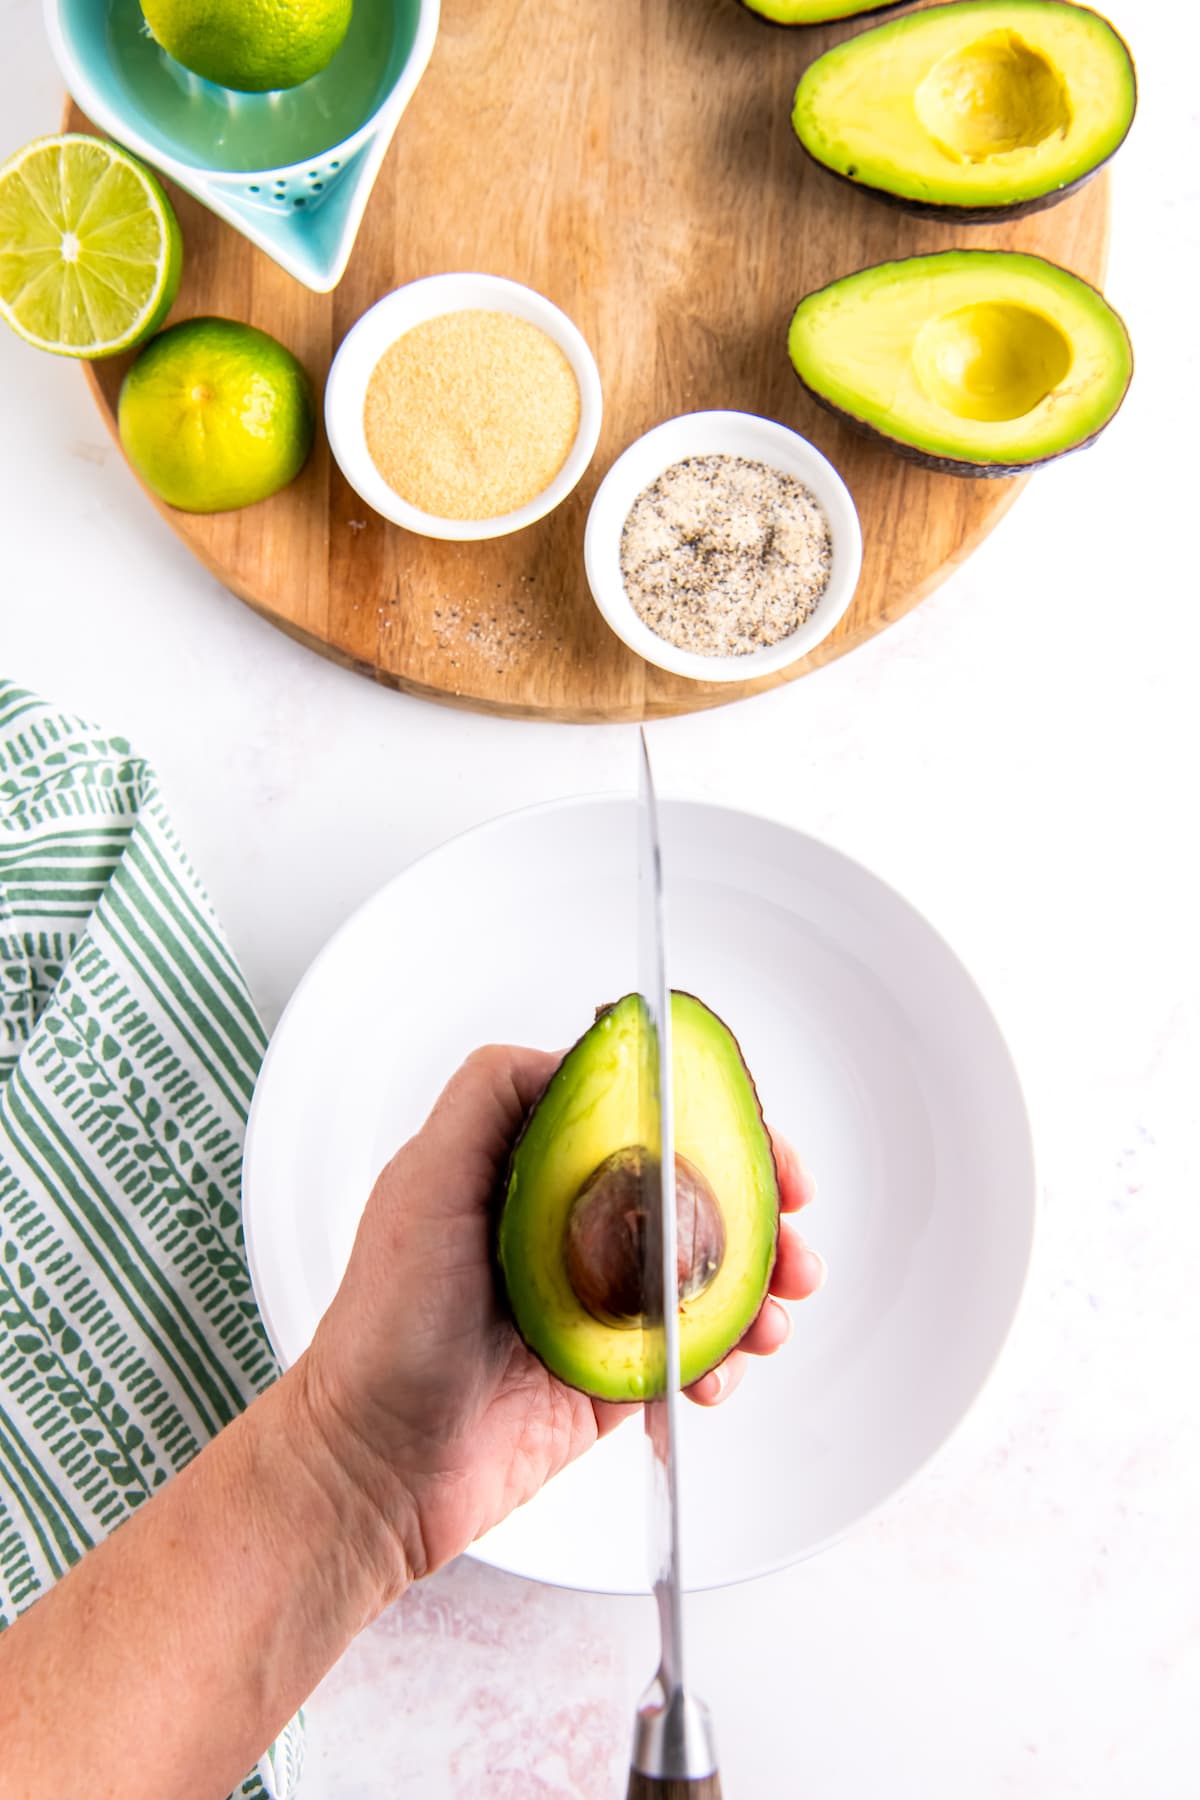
627,1773,723,1799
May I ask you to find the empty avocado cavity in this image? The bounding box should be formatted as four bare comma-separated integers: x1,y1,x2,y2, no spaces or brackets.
912,302,1073,424
914,31,1072,163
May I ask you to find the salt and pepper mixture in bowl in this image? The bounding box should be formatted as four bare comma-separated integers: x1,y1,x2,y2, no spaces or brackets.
584,410,863,683
620,454,832,659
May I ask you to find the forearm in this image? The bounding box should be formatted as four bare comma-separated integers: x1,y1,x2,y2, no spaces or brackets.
0,1355,409,1800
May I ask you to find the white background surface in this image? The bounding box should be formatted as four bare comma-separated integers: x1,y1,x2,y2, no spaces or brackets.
2,0,1198,1793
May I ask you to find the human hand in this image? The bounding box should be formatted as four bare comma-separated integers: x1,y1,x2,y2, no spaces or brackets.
298,1044,824,1599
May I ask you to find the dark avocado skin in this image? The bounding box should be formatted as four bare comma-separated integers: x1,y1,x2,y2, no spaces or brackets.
792,375,1122,477
792,4,1137,221
493,995,781,1397
798,156,1113,225
738,0,912,24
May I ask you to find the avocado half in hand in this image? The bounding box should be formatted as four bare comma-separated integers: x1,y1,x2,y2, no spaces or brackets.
792,0,1136,222
496,993,780,1403
788,250,1132,477
738,0,907,24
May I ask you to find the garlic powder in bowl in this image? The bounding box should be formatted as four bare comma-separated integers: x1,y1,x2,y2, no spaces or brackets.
364,310,580,522
325,272,603,542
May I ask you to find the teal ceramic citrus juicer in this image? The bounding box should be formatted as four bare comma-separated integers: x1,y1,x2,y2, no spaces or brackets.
44,0,440,292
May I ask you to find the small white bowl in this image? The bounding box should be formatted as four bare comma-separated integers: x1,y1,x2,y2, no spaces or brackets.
324,272,603,541
583,410,862,682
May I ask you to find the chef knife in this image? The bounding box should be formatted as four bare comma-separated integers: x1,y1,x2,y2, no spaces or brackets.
628,730,722,1800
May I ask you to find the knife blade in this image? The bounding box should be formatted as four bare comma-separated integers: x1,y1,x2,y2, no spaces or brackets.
628,729,721,1800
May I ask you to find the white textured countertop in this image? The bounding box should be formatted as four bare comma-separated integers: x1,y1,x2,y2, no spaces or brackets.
2,1,1197,1792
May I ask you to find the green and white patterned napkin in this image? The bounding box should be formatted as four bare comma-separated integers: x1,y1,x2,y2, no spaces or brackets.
0,681,303,1799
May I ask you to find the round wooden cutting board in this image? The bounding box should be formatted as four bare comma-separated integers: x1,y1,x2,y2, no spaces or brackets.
72,0,1111,722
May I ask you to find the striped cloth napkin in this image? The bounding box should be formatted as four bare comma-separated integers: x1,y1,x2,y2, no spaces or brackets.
0,680,303,1798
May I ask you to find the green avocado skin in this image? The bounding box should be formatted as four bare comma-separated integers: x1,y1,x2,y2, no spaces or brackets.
494,993,781,1403
802,161,1106,226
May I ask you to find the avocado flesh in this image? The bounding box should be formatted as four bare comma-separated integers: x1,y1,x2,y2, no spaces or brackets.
741,0,907,23
498,993,780,1402
788,251,1132,475
793,0,1136,218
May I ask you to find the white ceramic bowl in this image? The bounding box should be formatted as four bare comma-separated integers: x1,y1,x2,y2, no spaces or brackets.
324,272,603,541
243,796,1037,1594
584,409,863,682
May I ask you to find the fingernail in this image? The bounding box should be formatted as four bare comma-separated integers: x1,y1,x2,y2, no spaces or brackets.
705,1368,725,1402
776,1300,794,1341
805,1248,828,1292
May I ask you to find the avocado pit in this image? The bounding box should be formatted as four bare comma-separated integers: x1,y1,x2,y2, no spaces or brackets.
563,1145,726,1327
497,991,781,1400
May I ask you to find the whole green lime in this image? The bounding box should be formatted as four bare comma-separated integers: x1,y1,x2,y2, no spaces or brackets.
139,0,353,93
118,317,315,514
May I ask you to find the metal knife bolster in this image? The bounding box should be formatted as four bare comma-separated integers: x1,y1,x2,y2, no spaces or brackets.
632,1681,719,1781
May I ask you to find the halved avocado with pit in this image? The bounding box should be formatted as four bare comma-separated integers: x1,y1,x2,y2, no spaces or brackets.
497,993,780,1402
739,0,909,24
792,0,1136,221
788,250,1132,476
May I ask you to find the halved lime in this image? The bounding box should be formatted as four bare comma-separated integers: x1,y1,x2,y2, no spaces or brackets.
139,0,353,93
0,134,182,359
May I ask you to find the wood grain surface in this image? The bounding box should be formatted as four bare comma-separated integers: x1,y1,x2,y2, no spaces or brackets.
626,1770,723,1799
71,0,1112,722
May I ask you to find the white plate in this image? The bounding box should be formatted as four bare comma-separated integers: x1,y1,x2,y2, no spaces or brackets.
243,799,1035,1594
